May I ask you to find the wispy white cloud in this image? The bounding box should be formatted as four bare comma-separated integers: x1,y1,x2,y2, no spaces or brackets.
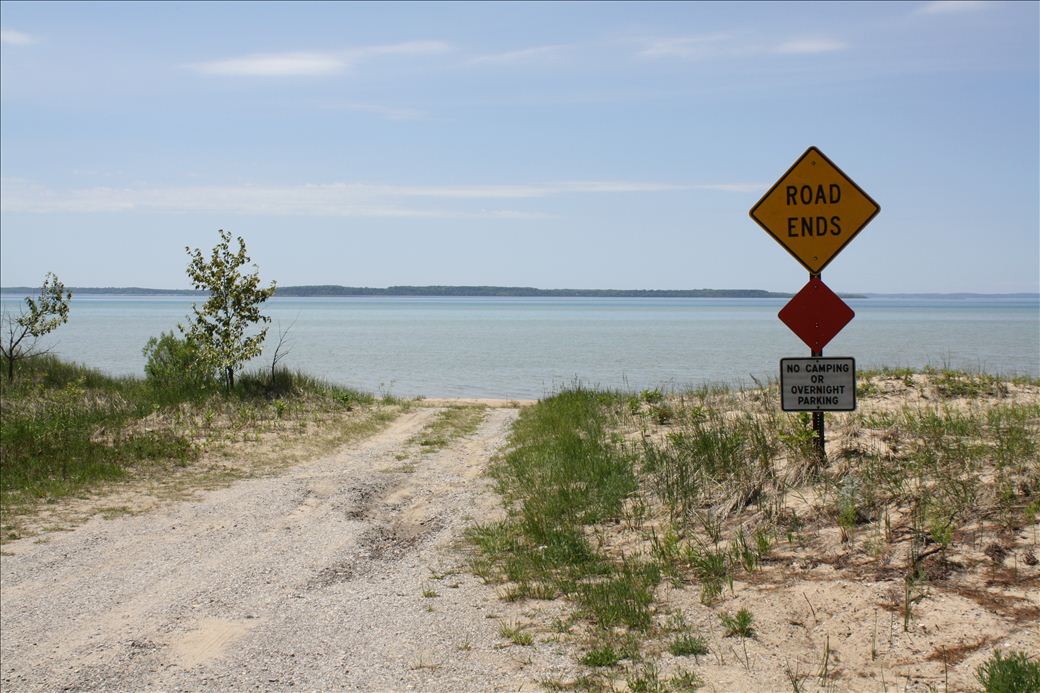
357,40,453,58
917,1,990,14
638,33,845,60
1,28,37,46
471,44,567,66
0,178,761,217
385,181,697,199
774,39,846,55
637,33,744,60
192,52,345,76
325,102,427,121
188,41,452,77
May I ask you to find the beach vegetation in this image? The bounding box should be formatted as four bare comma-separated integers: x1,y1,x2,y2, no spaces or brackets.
142,331,216,396
499,622,534,646
976,650,1040,693
470,370,1040,688
0,272,71,381
719,608,755,638
0,354,383,539
181,229,277,391
668,633,709,658
409,405,487,451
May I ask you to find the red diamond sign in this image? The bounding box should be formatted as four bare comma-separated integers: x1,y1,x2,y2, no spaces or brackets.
779,277,854,352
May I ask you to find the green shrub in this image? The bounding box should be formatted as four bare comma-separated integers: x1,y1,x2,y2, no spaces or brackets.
976,650,1040,693
581,645,623,667
142,331,214,394
669,634,708,657
719,608,755,638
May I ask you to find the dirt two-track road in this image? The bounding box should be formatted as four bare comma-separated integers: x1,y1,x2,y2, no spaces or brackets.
1,406,575,691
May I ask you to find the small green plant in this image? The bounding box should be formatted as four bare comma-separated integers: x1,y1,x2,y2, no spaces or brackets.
669,634,709,658
626,662,663,693
975,650,1040,693
835,477,867,543
753,525,772,558
779,411,817,462
689,545,730,604
650,402,675,425
649,525,685,582
668,669,703,691
499,622,534,646
699,511,724,545
581,645,622,667
719,608,755,638
856,379,879,398
732,526,761,572
642,388,664,404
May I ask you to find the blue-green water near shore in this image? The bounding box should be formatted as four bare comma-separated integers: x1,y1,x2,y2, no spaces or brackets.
1,295,1037,399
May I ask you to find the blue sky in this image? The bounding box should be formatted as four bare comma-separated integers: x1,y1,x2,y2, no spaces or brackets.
1,0,1037,292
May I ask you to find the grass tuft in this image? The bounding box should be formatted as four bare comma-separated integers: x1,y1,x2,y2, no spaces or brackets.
719,608,755,638
669,634,709,658
976,650,1040,693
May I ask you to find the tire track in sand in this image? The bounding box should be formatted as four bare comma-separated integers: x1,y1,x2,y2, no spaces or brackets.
1,405,576,691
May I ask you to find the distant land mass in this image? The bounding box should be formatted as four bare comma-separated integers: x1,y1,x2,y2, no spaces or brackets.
273,285,803,298
3,286,1036,299
860,292,1039,299
1,285,802,298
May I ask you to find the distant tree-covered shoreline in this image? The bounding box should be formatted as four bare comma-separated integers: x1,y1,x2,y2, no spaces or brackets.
1,285,806,298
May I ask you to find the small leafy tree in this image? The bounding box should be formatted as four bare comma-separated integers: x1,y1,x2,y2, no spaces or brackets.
182,230,276,390
1,272,72,380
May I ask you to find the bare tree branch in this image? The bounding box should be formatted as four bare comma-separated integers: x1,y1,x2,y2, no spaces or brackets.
270,315,299,382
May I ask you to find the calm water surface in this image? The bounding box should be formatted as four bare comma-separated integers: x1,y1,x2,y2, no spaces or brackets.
2,295,1037,398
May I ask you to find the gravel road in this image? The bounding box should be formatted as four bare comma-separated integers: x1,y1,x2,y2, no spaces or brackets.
1,405,576,691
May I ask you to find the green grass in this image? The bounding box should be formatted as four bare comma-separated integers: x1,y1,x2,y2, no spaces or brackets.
688,544,732,605
470,370,1040,679
576,559,659,631
581,645,624,667
719,608,755,638
625,662,702,692
641,407,779,522
851,400,1040,548
668,634,708,658
469,388,636,596
469,388,657,669
409,405,487,451
499,622,534,646
1,355,376,522
976,650,1040,693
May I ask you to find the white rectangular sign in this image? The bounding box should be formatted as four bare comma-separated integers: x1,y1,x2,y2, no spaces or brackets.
780,357,856,411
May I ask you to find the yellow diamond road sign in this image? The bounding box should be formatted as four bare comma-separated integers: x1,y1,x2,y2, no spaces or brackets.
750,146,880,274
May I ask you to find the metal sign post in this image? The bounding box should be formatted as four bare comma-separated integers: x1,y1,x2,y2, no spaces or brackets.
811,350,825,460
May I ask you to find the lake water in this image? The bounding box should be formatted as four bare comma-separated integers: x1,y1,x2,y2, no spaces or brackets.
1,295,1037,399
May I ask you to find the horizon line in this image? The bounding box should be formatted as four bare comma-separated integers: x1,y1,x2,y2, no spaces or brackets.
2,285,1038,298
